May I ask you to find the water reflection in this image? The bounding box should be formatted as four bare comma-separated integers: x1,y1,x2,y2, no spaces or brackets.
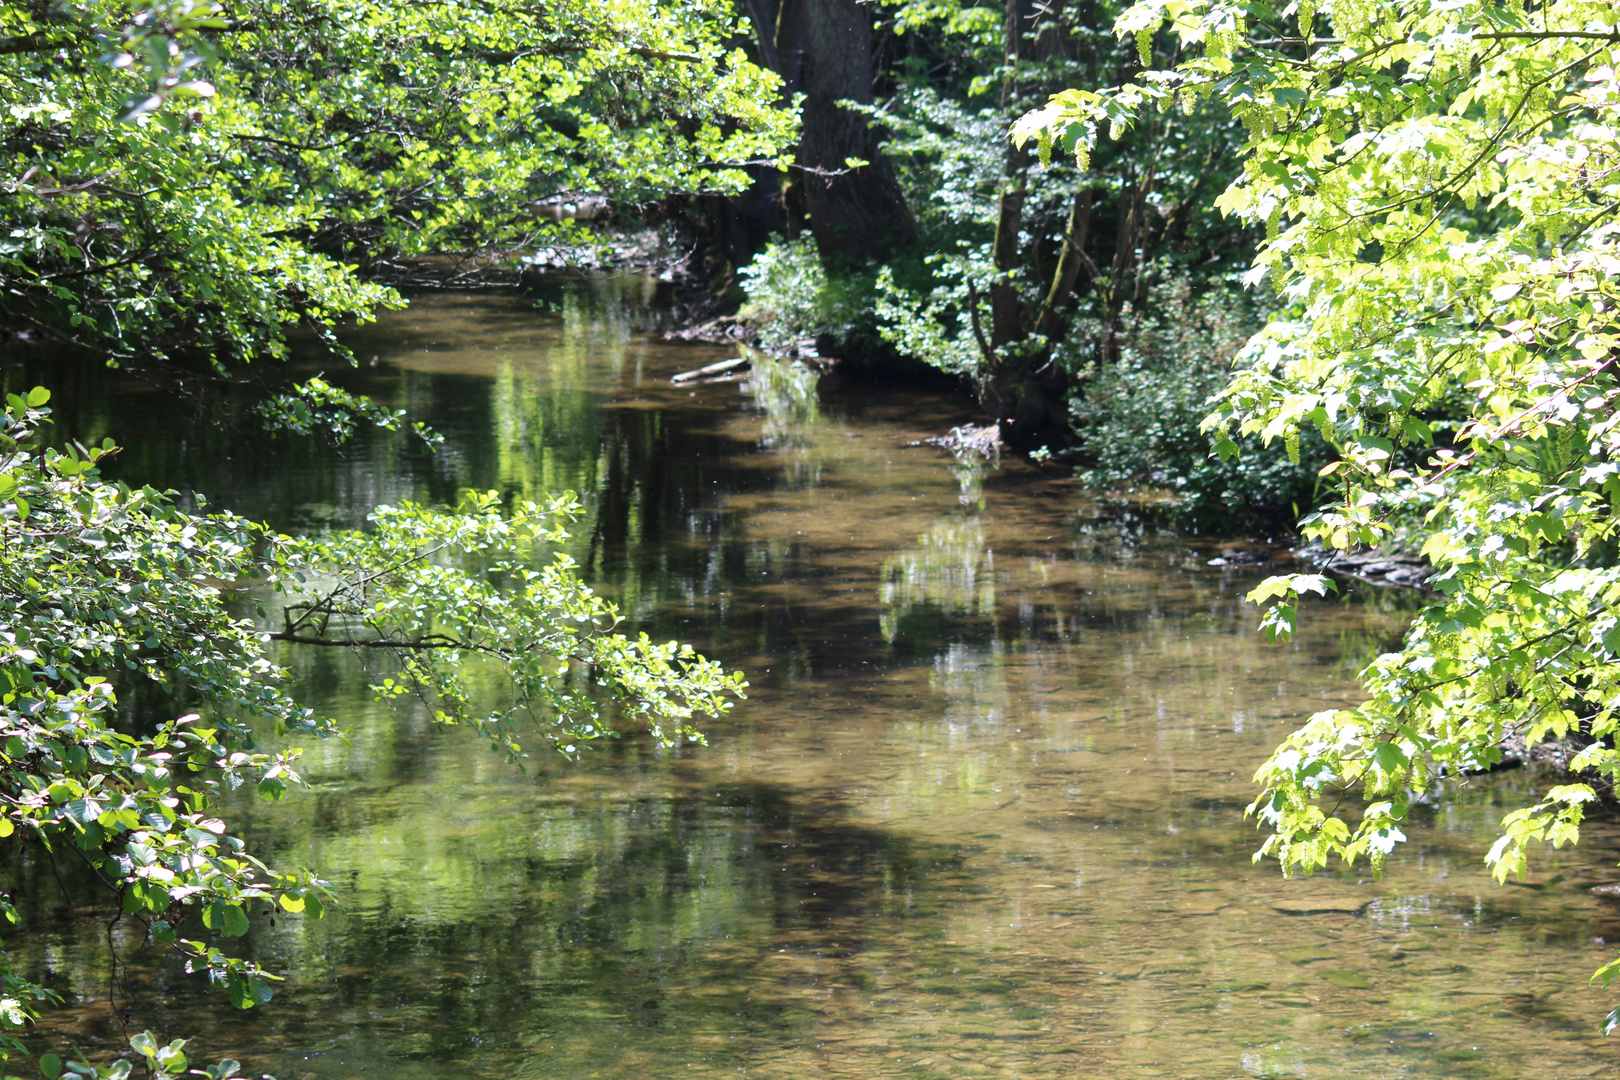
740,350,821,447
879,518,994,646
5,285,1620,1080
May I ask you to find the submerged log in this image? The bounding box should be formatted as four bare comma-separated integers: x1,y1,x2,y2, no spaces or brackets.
671,357,749,383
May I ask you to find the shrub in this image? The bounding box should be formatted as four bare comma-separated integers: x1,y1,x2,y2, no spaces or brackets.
1071,281,1331,534
737,239,867,354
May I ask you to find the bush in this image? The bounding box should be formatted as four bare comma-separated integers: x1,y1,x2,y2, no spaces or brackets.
0,388,744,1063
737,239,867,354
1071,281,1331,534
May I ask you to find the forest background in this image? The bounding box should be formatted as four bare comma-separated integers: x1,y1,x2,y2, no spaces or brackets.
3,0,1620,1072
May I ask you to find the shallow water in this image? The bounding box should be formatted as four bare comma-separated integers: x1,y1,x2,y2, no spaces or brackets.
8,281,1620,1079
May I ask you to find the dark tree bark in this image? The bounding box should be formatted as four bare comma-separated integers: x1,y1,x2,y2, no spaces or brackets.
788,0,917,266
734,0,916,269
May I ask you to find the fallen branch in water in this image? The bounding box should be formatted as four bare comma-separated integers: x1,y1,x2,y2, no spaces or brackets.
671,357,749,383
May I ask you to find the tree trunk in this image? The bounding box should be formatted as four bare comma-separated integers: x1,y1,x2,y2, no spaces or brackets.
977,0,1071,449
790,0,917,266
724,0,915,274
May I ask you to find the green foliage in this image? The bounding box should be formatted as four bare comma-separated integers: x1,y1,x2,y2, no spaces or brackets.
20,1029,247,1079
872,255,990,380
885,0,1001,55
1073,279,1328,532
0,389,744,1059
738,238,865,353
255,376,442,449
870,74,1088,384
0,0,794,375
867,91,1003,380
862,0,1254,445
1018,0,1620,1019
877,86,1008,237
271,490,746,754
0,389,330,1049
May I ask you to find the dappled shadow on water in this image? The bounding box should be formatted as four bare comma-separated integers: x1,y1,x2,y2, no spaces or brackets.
10,776,994,1076
9,286,1620,1080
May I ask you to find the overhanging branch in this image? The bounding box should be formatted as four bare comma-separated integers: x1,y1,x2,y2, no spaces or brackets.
268,632,469,649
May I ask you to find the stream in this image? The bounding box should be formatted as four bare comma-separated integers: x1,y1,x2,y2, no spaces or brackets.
7,279,1620,1079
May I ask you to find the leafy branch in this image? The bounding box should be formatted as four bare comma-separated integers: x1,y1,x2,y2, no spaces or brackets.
0,387,745,1063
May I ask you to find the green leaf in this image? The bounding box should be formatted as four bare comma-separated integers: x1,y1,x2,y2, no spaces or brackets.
1246,577,1297,604
152,1041,187,1073
221,903,249,937
228,975,274,1010
1400,416,1433,446
1601,624,1620,659
38,1054,61,1080
1372,742,1407,775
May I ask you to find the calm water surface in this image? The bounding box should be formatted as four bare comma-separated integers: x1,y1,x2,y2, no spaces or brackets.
9,281,1620,1079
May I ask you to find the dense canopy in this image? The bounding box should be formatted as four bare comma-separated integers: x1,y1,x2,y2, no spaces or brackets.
0,0,793,373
